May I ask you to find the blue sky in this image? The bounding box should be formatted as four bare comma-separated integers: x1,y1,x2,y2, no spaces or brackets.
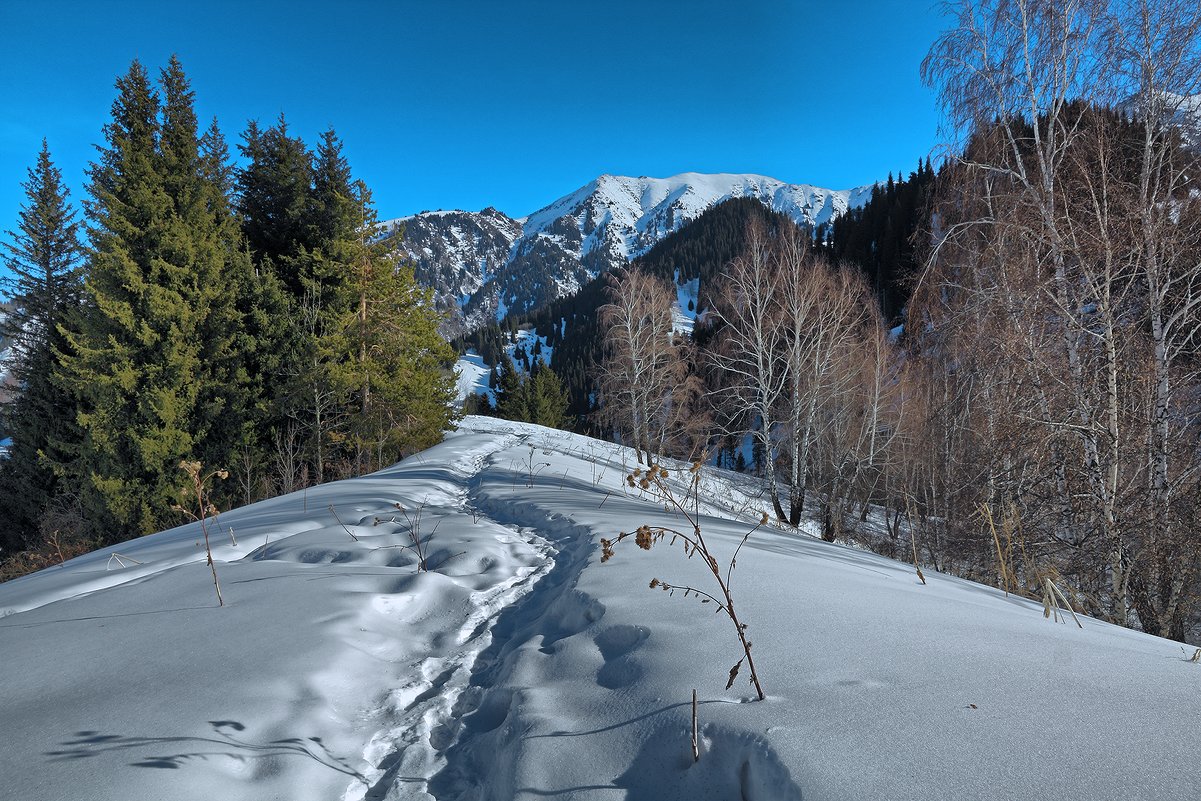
1,0,946,237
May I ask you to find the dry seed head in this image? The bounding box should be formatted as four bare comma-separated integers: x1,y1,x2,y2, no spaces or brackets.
760,512,769,525
649,578,660,589
635,526,653,550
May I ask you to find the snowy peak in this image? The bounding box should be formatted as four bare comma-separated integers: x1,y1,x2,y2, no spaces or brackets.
526,171,868,254
390,206,522,319
391,172,875,332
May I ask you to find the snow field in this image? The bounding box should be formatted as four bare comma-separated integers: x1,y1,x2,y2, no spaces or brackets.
1,416,1199,800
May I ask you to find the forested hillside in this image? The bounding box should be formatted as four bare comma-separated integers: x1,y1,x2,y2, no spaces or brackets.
0,57,457,566
455,45,1201,644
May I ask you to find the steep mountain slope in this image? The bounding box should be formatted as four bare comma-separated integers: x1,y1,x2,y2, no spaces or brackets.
388,173,874,332
384,207,522,316
457,197,797,428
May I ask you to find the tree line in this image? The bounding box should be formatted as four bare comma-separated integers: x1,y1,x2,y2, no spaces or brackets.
392,0,1201,645
0,57,456,563
591,0,1201,644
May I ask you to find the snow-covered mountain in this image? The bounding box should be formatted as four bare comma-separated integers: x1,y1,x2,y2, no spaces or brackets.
1162,92,1201,149
384,207,522,318
1116,91,1201,149
387,173,875,332
2,417,1198,800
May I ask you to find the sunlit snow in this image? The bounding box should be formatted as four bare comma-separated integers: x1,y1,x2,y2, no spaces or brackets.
2,418,1197,801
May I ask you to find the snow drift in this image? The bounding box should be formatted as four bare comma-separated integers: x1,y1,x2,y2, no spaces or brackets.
1,417,1197,801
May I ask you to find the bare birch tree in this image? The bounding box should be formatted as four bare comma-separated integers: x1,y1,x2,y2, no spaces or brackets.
599,269,682,466
919,0,1201,638
710,219,790,520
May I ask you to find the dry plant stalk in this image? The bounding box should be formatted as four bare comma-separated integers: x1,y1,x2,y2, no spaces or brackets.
524,447,551,489
106,552,143,570
373,500,461,572
173,460,228,607
1039,568,1083,629
327,504,360,541
980,503,1019,596
691,688,700,763
905,496,926,585
601,462,767,701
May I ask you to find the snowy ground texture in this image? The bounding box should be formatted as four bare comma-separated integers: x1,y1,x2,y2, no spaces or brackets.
2,417,1199,801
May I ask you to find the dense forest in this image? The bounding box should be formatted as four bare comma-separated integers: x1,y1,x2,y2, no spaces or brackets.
0,57,457,570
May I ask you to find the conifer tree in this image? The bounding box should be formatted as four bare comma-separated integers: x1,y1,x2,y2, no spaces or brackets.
237,116,314,297
0,142,83,550
192,116,279,504
528,363,569,429
495,354,528,422
317,147,456,469
53,57,247,539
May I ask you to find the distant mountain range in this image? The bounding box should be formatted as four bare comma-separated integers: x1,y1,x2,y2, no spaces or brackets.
384,172,874,332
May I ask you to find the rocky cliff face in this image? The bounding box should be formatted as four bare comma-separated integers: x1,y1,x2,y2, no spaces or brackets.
386,172,874,332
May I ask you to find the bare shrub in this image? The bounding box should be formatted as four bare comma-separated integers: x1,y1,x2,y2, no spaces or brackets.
601,462,767,700
173,460,228,607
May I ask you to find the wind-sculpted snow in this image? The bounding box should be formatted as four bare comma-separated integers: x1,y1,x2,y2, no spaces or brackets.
1,417,1199,800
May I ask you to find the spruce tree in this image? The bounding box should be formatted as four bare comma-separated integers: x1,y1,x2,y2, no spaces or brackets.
495,354,528,422
528,363,569,429
237,116,314,297
334,169,457,468
0,141,83,551
191,115,277,505
53,57,246,539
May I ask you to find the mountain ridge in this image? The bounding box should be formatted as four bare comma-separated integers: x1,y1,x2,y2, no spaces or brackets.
385,171,875,332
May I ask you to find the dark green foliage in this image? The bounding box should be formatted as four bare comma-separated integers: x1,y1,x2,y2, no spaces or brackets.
825,158,936,322
527,363,569,429
463,390,494,416
0,56,459,557
236,116,315,297
0,142,83,551
238,123,457,480
495,354,528,422
51,57,249,540
458,323,507,365
491,355,568,430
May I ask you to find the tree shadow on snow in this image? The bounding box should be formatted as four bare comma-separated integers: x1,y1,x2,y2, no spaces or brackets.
0,606,216,629
44,720,367,784
612,722,803,801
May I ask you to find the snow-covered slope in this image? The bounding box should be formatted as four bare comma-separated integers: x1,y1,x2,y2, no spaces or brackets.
3,417,1196,801
389,173,874,332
